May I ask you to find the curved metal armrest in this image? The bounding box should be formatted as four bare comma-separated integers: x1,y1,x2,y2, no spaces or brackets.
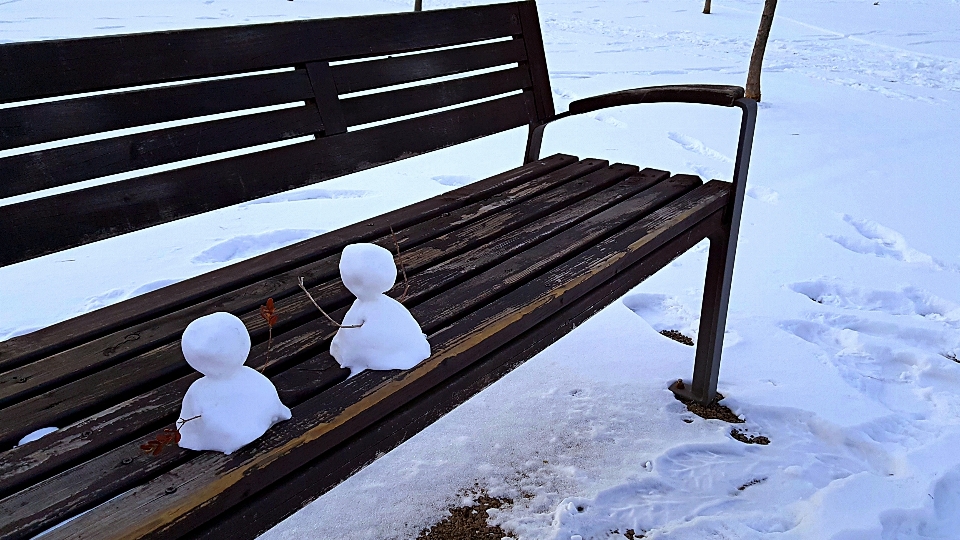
568,84,745,115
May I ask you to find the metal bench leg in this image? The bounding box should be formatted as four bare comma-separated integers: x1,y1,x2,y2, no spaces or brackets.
670,97,757,405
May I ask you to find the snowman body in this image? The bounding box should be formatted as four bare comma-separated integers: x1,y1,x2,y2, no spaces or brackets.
330,243,431,374
178,312,292,454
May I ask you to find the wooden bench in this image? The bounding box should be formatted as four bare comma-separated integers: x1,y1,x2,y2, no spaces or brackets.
0,2,756,538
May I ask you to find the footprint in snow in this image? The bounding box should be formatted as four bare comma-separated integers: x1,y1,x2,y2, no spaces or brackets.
780,310,960,412
789,279,960,327
241,188,369,206
548,406,897,539
432,175,475,187
668,132,734,164
827,214,955,271
747,185,780,204
192,229,324,264
877,465,960,536
622,293,699,344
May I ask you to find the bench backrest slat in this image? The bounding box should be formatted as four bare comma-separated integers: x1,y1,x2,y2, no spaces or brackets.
0,2,553,269
0,94,536,267
0,4,522,102
340,65,533,127
0,68,316,152
0,105,324,199
330,38,528,95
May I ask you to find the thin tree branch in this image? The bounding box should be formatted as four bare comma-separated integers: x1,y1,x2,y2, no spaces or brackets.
298,277,363,328
389,226,410,302
176,415,202,431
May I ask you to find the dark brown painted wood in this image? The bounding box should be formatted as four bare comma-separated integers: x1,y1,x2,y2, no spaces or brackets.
330,38,527,95
0,161,618,445
190,209,726,540
305,62,346,136
569,84,746,114
1,174,707,539
516,2,555,122
0,69,315,152
0,154,579,372
0,106,324,199
0,4,524,103
0,159,605,418
0,167,679,537
340,66,532,127
32,181,730,540
0,92,535,268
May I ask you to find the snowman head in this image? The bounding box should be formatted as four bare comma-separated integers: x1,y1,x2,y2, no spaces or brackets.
339,243,397,301
181,312,251,378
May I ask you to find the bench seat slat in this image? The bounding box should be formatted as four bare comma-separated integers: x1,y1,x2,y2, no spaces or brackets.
0,160,621,446
0,159,605,421
0,92,535,268
194,208,725,540
0,69,315,153
0,154,579,372
340,66,533,128
331,38,527,95
0,105,324,199
0,166,691,537
0,4,522,103
31,180,730,540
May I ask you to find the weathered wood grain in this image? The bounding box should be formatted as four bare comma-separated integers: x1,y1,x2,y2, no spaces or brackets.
33,181,730,539
0,166,666,535
0,160,605,417
190,209,726,540
0,161,619,445
0,154,579,371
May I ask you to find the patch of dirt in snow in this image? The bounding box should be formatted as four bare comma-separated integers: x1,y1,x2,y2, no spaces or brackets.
731,428,771,446
673,391,744,424
659,329,694,346
417,493,514,540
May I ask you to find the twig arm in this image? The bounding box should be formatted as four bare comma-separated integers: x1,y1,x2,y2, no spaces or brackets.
298,277,363,329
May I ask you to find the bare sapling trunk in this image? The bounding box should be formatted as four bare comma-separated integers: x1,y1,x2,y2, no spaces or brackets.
414,0,422,11
703,0,712,15
745,0,778,101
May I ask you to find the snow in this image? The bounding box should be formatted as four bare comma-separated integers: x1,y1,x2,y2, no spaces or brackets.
178,312,291,454
1,0,959,538
331,243,431,373
16,427,58,447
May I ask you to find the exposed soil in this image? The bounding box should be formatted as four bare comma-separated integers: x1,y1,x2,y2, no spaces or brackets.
737,477,767,491
731,428,770,445
943,352,959,364
659,329,694,346
418,494,514,540
673,391,744,424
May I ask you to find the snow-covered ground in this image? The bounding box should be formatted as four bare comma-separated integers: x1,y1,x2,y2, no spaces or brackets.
2,0,960,538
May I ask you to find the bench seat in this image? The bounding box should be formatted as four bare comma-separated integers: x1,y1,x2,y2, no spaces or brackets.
0,155,730,539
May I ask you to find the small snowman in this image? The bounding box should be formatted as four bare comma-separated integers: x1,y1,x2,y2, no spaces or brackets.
330,243,431,373
177,312,292,454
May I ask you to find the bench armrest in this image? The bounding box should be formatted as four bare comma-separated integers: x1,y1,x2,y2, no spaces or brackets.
567,84,746,115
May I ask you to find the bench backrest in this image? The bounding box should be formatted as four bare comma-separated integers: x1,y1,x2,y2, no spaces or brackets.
0,2,554,268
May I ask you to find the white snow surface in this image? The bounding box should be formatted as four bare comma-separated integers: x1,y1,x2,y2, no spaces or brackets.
331,243,431,373
178,313,291,454
1,0,959,538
